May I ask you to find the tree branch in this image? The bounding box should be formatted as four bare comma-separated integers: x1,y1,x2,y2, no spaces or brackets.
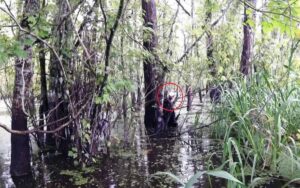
91,0,126,121
174,0,233,64
174,0,191,16
0,99,88,135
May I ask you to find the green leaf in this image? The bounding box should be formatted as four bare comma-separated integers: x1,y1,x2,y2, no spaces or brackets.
14,47,28,58
246,18,255,27
246,9,253,16
28,16,37,27
185,171,206,188
95,97,101,104
155,170,243,188
23,38,34,46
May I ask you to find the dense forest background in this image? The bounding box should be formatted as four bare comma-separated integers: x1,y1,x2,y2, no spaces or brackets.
0,0,300,187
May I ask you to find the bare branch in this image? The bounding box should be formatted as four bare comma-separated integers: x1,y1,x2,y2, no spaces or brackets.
0,98,89,135
175,0,233,64
174,0,191,16
65,0,91,59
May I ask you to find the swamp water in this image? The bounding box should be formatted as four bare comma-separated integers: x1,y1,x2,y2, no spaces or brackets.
0,98,293,188
0,99,227,187
0,98,288,188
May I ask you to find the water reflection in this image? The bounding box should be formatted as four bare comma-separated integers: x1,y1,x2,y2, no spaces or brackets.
0,100,13,188
0,100,224,187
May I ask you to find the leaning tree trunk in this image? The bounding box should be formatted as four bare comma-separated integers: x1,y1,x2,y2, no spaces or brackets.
240,0,256,76
142,0,164,133
10,0,39,177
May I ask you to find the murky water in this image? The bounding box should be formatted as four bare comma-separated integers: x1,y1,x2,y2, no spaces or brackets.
0,99,226,188
0,101,13,188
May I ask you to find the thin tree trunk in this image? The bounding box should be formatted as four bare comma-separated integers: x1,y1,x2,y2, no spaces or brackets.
187,86,192,111
240,0,256,75
120,35,129,146
11,0,39,177
136,66,142,110
38,43,48,148
198,88,203,103
206,0,215,77
90,0,124,123
205,0,218,103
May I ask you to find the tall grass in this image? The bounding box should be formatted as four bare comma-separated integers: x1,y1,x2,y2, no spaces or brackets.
212,71,300,187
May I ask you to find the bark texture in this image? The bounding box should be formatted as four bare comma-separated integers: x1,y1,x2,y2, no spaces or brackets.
142,0,164,132
38,43,48,147
11,0,39,177
240,0,256,75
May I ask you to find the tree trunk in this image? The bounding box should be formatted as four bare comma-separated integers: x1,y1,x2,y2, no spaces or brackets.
187,86,192,111
206,0,219,103
10,0,39,177
136,67,142,110
38,43,48,148
206,0,216,77
46,0,72,155
121,35,129,146
198,88,203,103
240,0,256,75
142,0,164,133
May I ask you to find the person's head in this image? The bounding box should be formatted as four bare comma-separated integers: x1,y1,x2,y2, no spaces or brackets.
167,90,176,100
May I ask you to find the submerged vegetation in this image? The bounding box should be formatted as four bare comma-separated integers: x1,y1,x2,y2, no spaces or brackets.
0,0,300,187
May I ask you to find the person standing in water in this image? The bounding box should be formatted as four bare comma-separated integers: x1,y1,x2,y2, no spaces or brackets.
163,90,178,127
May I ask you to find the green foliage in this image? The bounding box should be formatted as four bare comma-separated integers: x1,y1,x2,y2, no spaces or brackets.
0,36,34,61
153,170,243,188
95,79,133,104
0,0,300,187
60,167,95,186
0,36,10,62
68,147,78,159
262,0,300,37
212,69,300,186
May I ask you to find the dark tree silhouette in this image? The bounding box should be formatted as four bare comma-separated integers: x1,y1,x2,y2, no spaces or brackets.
142,0,164,133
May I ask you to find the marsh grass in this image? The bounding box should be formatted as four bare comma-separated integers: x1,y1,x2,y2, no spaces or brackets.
211,71,300,187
